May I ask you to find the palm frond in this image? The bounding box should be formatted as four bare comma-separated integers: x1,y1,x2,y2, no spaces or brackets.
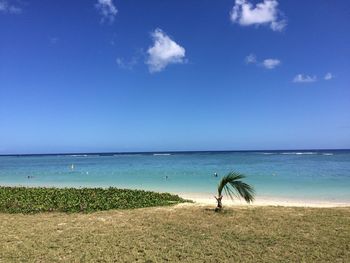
217,171,255,203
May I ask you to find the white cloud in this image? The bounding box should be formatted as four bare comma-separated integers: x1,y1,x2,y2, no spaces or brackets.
262,58,280,69
230,0,286,31
324,72,333,80
293,74,317,83
0,0,22,14
95,0,117,23
245,53,257,64
146,28,186,73
245,54,281,69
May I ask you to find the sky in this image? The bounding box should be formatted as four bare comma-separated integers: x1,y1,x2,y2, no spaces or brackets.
0,0,350,154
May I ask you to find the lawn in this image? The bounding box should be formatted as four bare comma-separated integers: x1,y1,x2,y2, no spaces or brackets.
1,204,349,262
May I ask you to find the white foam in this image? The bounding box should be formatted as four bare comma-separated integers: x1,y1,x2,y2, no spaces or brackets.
281,152,317,155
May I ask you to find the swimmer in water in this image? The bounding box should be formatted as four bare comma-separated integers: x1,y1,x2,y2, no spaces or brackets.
70,164,75,171
214,172,218,177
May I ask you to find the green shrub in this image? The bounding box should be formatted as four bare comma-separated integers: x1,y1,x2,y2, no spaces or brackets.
0,186,187,213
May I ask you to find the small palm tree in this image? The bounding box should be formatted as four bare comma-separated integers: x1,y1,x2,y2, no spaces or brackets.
215,172,255,211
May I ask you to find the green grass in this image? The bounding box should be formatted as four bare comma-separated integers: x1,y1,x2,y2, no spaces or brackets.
0,205,349,262
0,186,187,213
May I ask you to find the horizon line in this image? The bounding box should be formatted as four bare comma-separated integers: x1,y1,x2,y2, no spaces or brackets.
1,148,349,157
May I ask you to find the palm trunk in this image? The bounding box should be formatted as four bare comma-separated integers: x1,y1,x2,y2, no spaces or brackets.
215,195,223,212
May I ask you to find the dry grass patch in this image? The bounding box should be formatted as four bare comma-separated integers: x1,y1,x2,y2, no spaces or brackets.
1,205,349,262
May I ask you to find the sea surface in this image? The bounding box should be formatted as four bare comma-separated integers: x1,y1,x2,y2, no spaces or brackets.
1,150,350,202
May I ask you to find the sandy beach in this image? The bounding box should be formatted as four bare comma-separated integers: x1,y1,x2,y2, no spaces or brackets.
179,193,350,208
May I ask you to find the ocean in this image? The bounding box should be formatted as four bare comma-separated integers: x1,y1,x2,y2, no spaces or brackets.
1,150,349,203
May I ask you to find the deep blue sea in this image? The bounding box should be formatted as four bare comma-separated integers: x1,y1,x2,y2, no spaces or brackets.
1,150,349,202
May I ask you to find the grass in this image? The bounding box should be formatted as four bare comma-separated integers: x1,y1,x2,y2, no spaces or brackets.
0,186,186,213
0,205,349,262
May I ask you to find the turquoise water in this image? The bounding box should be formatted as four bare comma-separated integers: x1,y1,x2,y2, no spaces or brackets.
1,150,350,202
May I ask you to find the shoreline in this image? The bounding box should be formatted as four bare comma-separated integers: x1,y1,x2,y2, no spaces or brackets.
1,184,349,208
178,193,350,208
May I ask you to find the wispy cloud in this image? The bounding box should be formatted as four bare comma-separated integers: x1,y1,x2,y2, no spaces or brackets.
245,54,281,69
293,74,317,83
146,28,186,73
116,56,139,70
0,0,22,14
230,0,286,31
324,72,333,80
95,0,117,23
245,53,257,64
49,37,59,45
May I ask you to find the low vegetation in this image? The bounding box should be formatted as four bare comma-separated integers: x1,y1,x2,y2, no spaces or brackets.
0,205,349,262
0,186,186,213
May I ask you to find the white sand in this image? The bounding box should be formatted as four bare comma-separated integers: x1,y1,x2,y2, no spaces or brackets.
178,193,350,208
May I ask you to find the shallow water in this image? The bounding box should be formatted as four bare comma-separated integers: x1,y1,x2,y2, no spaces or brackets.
1,150,349,202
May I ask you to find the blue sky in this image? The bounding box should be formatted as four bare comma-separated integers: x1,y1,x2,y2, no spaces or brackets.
1,0,350,154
